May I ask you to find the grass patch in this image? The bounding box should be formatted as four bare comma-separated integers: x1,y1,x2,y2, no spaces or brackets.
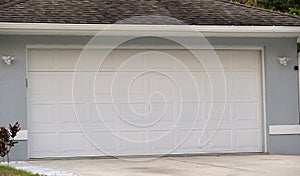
0,165,40,176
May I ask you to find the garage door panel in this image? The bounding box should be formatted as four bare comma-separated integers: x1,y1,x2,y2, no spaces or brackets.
173,50,204,71
216,50,260,71
190,72,208,99
60,74,90,99
215,50,235,70
90,131,118,155
60,103,89,123
28,48,263,158
144,51,176,70
119,72,147,98
28,73,59,99
179,129,208,152
29,104,58,124
28,49,55,71
150,130,179,154
205,72,230,100
177,103,204,124
148,103,175,124
121,131,147,154
74,49,108,71
60,132,90,155
232,51,260,71
114,50,145,71
29,132,58,157
96,51,119,71
232,72,260,99
90,103,118,123
197,50,230,71
235,129,261,151
94,72,119,98
149,73,177,99
169,72,204,102
119,103,148,126
233,103,259,121
207,129,233,151
55,50,81,70
208,103,231,121
233,122,261,130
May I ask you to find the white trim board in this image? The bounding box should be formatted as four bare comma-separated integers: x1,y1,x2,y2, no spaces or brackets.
269,125,300,135
1,23,300,37
261,48,268,153
26,44,264,50
15,130,28,141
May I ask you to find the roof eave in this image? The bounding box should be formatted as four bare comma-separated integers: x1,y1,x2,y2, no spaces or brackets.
0,23,300,38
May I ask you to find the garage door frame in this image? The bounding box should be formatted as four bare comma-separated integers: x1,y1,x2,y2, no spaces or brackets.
25,44,267,158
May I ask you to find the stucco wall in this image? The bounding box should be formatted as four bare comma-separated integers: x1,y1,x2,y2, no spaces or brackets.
0,35,299,160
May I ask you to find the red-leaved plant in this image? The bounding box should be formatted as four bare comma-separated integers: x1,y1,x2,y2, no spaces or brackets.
0,122,20,163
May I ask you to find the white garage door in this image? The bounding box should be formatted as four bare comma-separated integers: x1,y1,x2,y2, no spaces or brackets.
27,48,263,158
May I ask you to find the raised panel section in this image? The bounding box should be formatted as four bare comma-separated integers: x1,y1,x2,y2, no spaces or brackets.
121,131,147,154
60,103,88,123
94,73,118,98
119,72,147,98
150,130,177,154
236,129,261,151
232,50,259,71
28,49,55,71
208,103,231,121
59,74,90,99
179,103,203,123
233,73,259,99
174,50,204,71
55,49,81,70
145,51,175,70
149,73,177,99
28,73,59,99
29,104,57,124
60,133,89,155
205,72,229,100
90,131,118,154
179,129,206,152
115,50,145,71
148,103,175,124
234,103,258,120
30,133,57,157
208,129,232,151
90,103,117,123
119,103,148,127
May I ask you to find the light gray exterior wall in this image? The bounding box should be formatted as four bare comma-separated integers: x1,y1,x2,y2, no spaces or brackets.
0,35,299,160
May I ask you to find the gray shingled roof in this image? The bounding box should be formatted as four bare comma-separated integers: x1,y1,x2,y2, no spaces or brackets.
0,0,14,5
0,0,300,26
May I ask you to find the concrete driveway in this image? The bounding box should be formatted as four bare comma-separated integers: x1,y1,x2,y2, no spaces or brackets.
25,155,300,176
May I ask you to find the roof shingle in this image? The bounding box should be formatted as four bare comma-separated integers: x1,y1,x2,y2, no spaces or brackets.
0,0,300,26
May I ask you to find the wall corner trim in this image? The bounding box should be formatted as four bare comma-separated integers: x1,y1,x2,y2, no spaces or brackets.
269,125,300,135
15,130,28,141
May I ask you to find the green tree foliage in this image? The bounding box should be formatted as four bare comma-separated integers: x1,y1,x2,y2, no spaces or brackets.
231,0,257,6
256,0,300,52
231,0,300,15
231,0,300,52
257,0,300,14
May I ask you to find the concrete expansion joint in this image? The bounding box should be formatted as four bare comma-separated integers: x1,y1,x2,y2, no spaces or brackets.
165,157,267,174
